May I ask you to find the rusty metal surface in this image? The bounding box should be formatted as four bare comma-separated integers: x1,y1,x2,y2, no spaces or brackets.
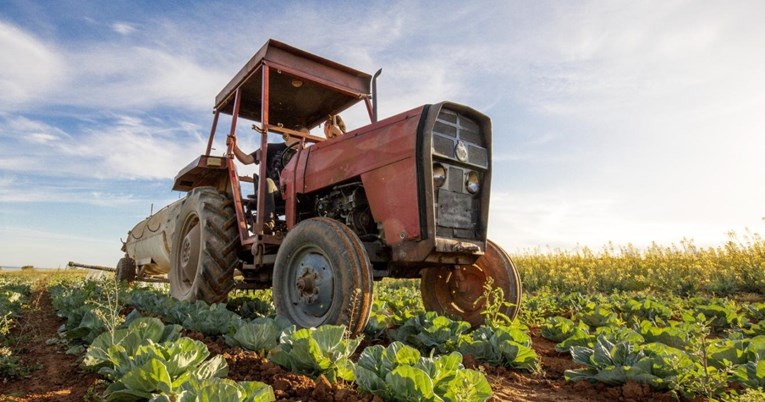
279,106,424,245
300,106,423,193
215,40,372,129
360,159,420,244
255,67,270,241
419,240,521,326
390,102,491,264
204,110,220,156
172,155,228,192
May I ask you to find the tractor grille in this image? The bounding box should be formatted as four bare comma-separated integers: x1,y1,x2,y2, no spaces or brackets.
431,108,488,241
431,109,488,166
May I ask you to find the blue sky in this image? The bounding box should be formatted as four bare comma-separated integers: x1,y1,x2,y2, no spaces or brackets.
1,1,763,267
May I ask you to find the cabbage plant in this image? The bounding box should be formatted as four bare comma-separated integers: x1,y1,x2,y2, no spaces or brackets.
457,325,538,371
268,325,360,382
354,341,492,402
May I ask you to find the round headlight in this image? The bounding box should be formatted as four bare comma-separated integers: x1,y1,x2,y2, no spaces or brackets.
466,171,480,194
433,164,446,188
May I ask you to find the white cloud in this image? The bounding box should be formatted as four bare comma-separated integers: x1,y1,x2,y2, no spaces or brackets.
112,22,136,35
0,114,209,180
0,115,71,142
0,20,65,110
488,190,761,253
2,0,765,270
58,46,230,110
0,20,230,112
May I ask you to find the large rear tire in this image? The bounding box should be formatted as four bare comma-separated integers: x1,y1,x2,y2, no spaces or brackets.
116,257,136,282
420,240,522,326
273,217,373,335
169,186,238,304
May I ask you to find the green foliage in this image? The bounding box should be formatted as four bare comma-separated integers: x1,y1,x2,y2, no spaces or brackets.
554,326,643,353
227,290,276,319
638,320,695,349
518,290,562,326
721,388,765,402
149,378,276,402
474,277,517,328
181,303,242,336
223,316,291,354
49,279,130,345
0,346,32,379
733,360,765,388
0,279,30,337
565,335,669,388
554,328,594,352
576,303,621,328
354,342,492,402
365,281,424,338
620,296,673,322
82,315,227,400
129,288,242,336
693,302,746,331
83,316,183,374
268,325,360,382
102,343,228,401
457,325,538,370
393,312,471,355
744,303,765,322
540,316,589,343
705,338,749,368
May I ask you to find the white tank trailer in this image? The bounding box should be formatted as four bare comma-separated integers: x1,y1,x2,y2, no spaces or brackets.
122,201,184,276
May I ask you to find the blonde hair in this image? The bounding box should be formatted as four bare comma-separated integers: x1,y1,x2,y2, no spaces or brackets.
324,115,346,138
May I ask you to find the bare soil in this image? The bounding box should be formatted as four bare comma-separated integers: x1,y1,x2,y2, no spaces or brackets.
1,290,697,402
0,286,101,401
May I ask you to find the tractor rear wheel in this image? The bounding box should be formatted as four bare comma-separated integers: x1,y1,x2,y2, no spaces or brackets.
169,186,238,304
116,257,136,282
273,218,373,335
420,240,522,326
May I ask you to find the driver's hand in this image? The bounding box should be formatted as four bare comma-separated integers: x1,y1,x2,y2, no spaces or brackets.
226,135,236,146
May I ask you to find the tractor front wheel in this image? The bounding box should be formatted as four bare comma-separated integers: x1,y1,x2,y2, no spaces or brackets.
169,186,238,304
420,240,522,326
273,218,373,335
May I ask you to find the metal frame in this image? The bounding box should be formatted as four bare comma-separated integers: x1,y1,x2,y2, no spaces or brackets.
202,43,376,265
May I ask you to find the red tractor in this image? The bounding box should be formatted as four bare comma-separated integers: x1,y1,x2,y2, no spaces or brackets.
120,39,521,334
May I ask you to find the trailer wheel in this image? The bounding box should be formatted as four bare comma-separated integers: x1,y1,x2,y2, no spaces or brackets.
273,217,373,335
169,186,238,304
420,240,522,326
115,257,136,282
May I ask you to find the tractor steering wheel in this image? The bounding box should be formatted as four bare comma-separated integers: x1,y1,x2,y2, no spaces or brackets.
270,141,301,180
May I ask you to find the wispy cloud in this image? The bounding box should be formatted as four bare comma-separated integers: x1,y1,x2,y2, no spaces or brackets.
0,20,65,110
488,190,755,252
112,22,136,35
1,0,764,270
0,114,208,180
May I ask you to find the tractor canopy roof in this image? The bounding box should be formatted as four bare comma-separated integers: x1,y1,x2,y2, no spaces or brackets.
215,39,372,130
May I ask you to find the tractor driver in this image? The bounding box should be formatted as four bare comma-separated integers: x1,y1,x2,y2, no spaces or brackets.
324,114,346,138
227,126,307,231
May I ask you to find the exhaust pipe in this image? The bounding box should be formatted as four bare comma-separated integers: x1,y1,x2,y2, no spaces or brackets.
372,68,382,122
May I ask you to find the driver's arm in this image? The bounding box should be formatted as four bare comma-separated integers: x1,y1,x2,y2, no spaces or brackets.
227,135,255,165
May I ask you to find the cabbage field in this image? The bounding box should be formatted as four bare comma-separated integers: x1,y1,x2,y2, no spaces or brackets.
1,232,765,401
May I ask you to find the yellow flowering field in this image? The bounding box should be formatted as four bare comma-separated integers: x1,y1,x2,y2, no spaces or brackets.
513,231,765,296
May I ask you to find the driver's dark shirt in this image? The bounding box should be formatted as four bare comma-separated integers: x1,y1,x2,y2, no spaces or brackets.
250,142,288,182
